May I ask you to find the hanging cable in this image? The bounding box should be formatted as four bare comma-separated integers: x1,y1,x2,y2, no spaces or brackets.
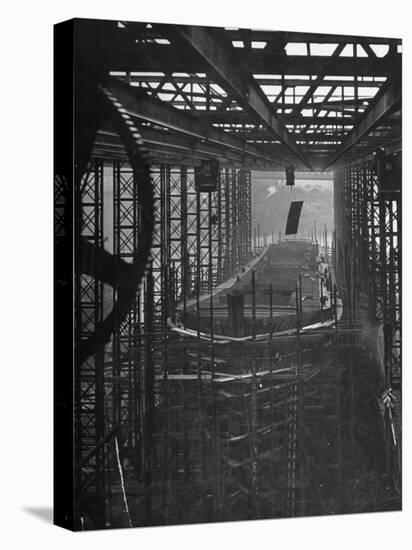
114,436,133,528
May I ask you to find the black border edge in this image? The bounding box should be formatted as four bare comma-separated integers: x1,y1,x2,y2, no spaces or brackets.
53,18,75,531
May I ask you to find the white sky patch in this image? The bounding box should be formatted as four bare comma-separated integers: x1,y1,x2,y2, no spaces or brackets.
295,85,310,95
285,43,308,56
162,82,176,91
356,44,368,57
211,84,227,96
286,74,310,79
359,86,380,98
295,179,333,190
253,74,282,79
265,178,333,197
260,84,282,96
370,44,389,57
314,85,332,101
340,44,354,57
157,92,175,101
324,75,354,81
310,43,338,56
130,71,164,77
251,41,267,49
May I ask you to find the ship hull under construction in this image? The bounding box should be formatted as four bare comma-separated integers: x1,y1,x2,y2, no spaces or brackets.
171,240,342,355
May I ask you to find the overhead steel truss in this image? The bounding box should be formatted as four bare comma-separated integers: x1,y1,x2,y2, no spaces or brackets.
171,25,312,168
92,19,402,169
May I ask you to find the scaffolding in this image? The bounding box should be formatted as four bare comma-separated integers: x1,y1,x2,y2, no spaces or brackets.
69,159,258,527
334,156,401,485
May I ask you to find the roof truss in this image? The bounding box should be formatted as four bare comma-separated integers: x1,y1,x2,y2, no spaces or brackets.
76,18,401,170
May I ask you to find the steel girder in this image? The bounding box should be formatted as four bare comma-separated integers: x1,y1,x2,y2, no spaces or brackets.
109,48,399,78
107,78,278,168
72,19,402,170
171,25,312,169
325,72,402,168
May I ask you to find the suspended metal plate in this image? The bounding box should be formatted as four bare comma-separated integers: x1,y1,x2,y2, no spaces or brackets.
285,201,304,235
195,159,220,192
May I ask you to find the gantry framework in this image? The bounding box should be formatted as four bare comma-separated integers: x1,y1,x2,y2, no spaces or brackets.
89,21,401,170
334,157,401,482
54,18,402,529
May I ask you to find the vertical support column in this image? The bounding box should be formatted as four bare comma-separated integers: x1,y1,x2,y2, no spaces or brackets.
146,163,168,521
216,168,224,283
186,168,198,297
75,160,106,527
238,169,252,266
221,167,252,279
250,270,258,517
376,176,401,475
237,169,244,265
223,168,232,279
169,167,184,311
180,167,189,310
179,166,190,508
244,169,252,260
198,181,210,291
391,195,401,392
334,154,402,482
150,165,166,318
208,192,214,291
191,167,220,291
143,265,154,524
209,184,219,289
366,161,378,317
231,168,238,272
113,160,141,455
161,164,170,322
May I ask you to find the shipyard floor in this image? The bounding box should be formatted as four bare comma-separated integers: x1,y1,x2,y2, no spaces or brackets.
76,242,401,529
